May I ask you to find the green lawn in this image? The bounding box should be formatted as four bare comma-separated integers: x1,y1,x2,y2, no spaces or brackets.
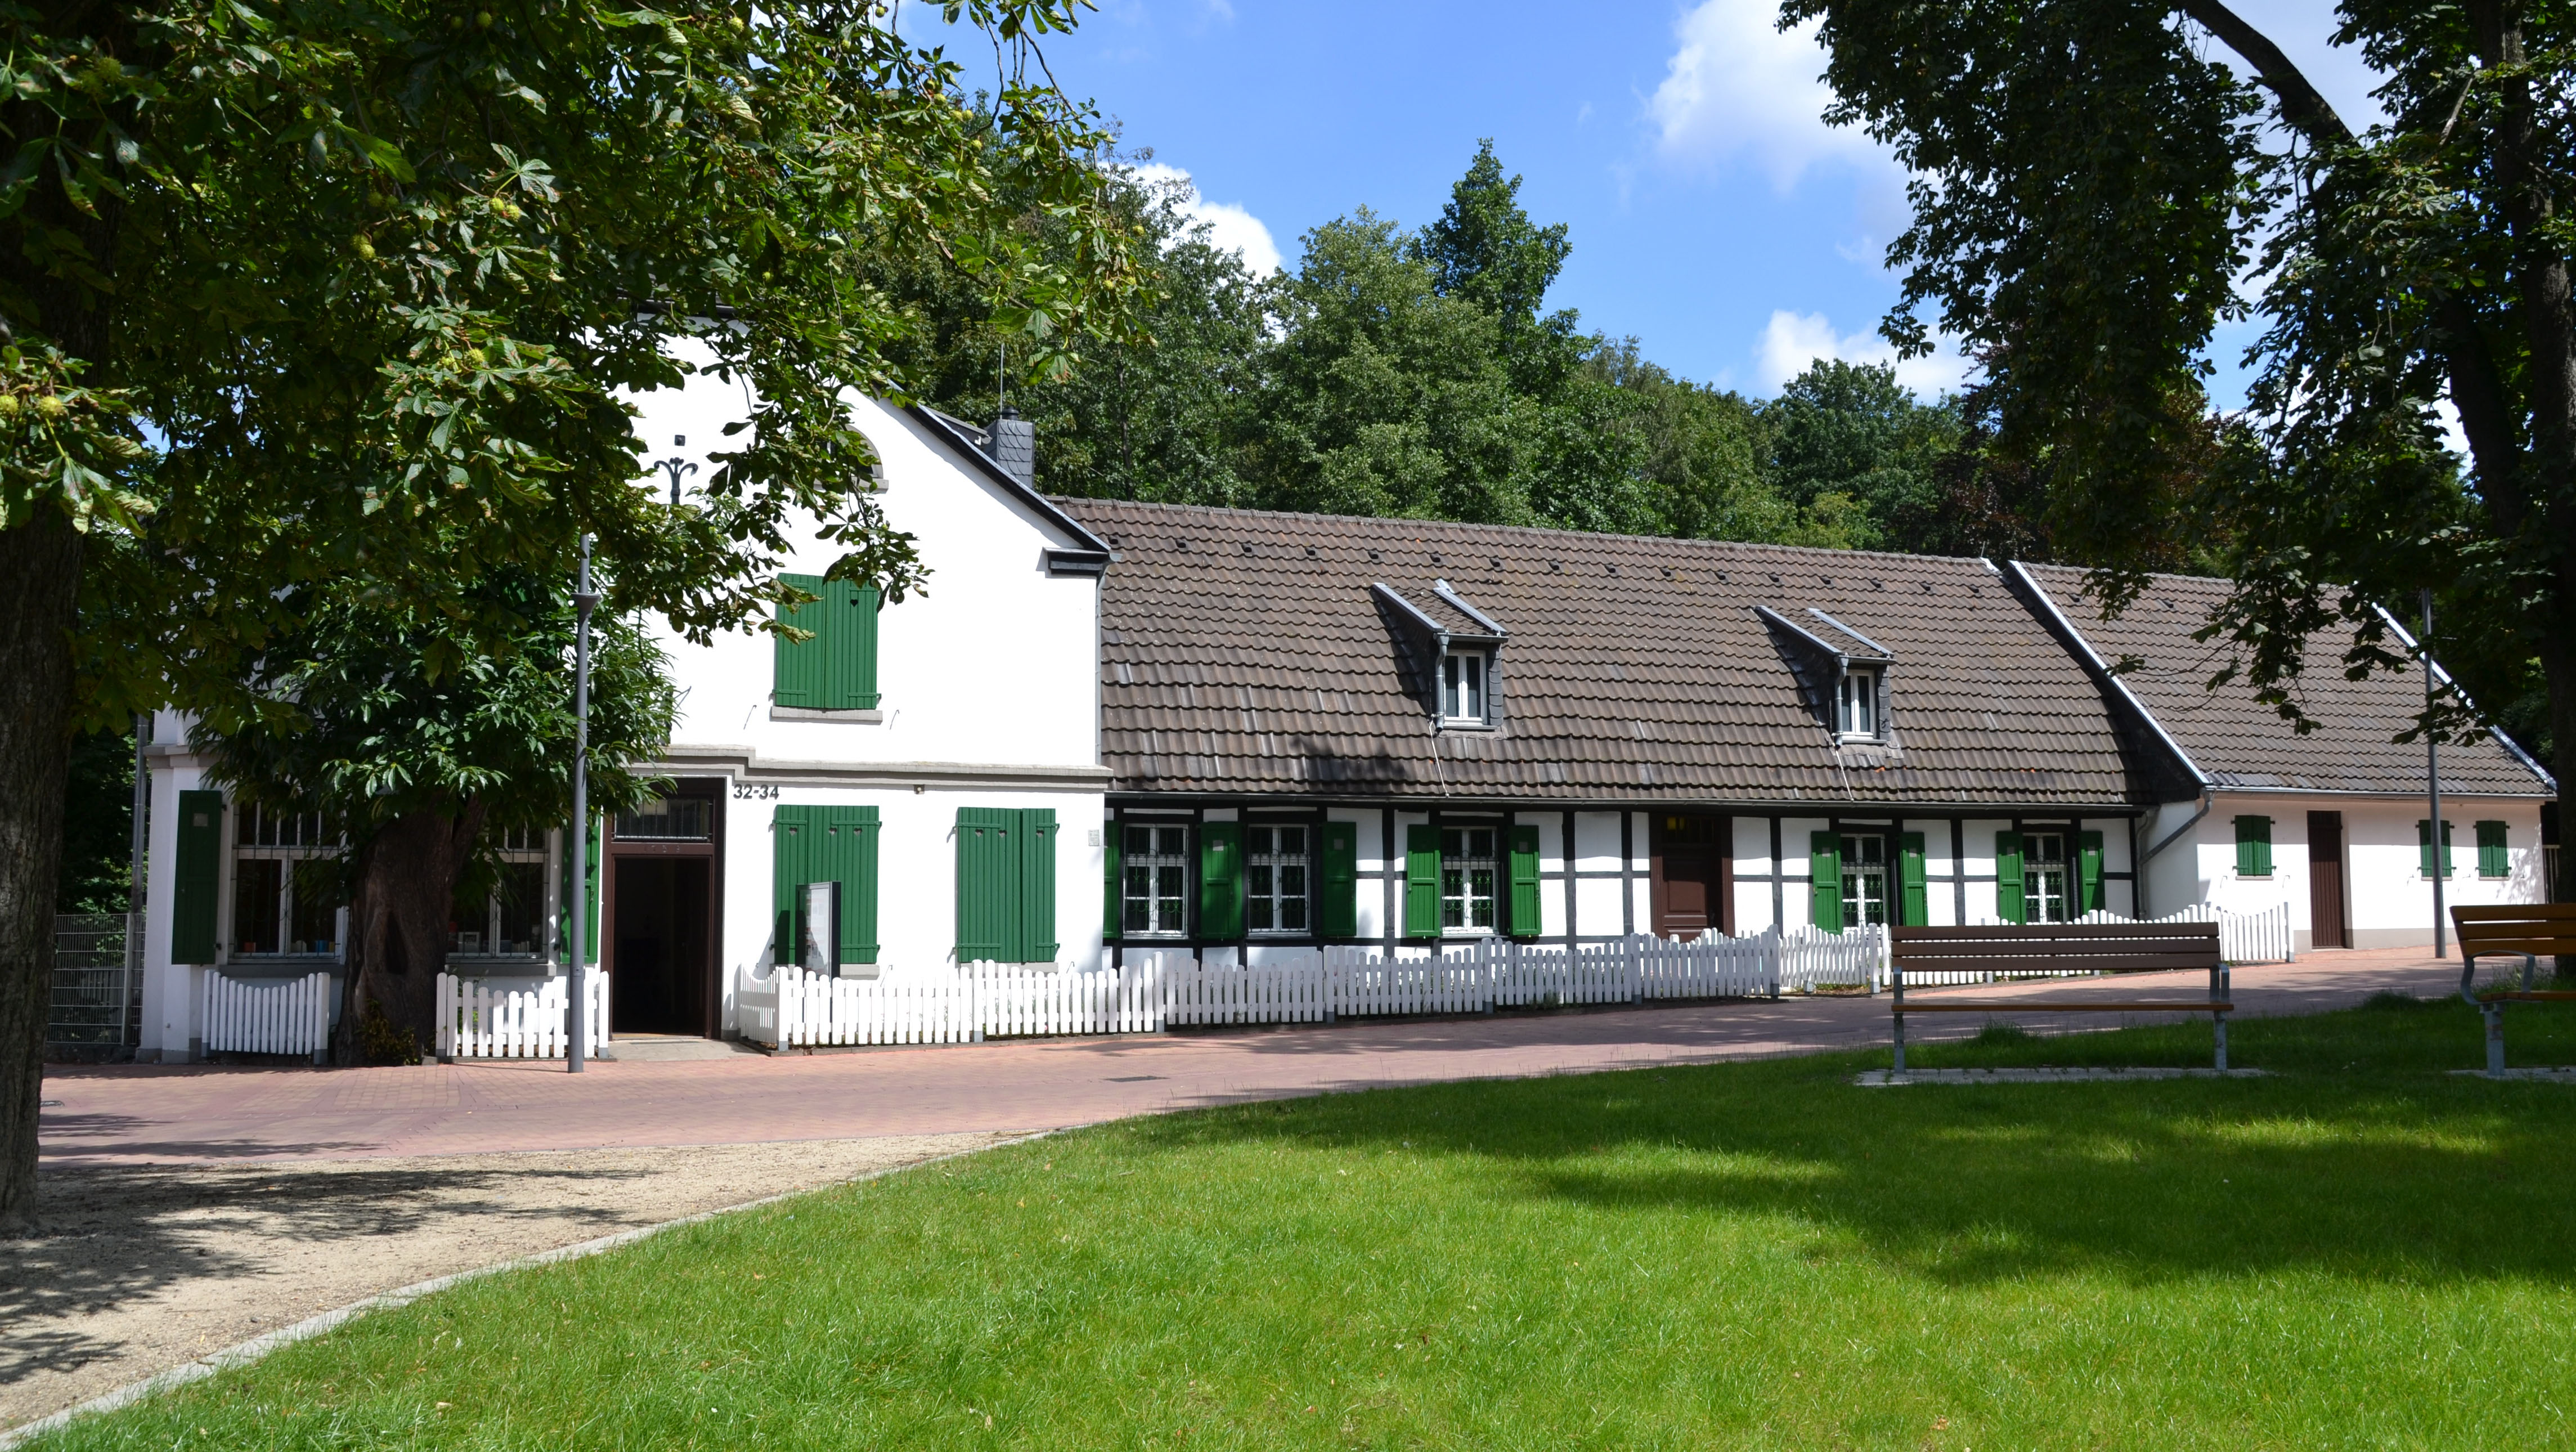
37,996,2576,1450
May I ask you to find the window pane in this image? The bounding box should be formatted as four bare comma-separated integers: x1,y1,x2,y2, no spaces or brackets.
233,859,282,954
497,862,544,954
291,861,341,953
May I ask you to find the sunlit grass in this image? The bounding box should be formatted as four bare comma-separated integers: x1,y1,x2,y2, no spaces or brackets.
34,993,2576,1450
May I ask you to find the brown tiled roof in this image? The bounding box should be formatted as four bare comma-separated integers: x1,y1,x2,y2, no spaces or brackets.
2022,564,2552,798
1057,499,2146,805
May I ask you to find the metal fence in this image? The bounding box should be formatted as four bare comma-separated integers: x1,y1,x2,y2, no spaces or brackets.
48,912,140,1058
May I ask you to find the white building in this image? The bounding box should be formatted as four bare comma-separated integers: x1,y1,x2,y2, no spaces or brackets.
124,393,2553,1060
2021,564,2552,949
134,368,1110,1060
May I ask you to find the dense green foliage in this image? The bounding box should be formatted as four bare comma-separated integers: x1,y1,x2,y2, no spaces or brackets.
898,142,1989,557
52,726,132,915
39,997,2576,1448
1788,1,2576,828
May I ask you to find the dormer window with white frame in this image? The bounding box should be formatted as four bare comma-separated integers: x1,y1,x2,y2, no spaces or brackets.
1837,664,1882,740
1441,648,1491,726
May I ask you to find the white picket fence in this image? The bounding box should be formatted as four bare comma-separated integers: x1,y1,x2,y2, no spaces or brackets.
739,929,1902,1047
203,970,332,1059
434,969,607,1060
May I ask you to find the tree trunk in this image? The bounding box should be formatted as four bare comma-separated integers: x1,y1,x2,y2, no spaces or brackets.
335,803,486,1064
0,513,87,1234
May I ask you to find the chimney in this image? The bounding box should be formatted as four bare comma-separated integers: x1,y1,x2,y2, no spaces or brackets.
991,405,1036,489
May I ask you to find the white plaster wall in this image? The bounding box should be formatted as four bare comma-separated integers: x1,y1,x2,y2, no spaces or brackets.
1515,810,1568,939
1329,808,1388,943
137,738,207,1062
2151,794,2544,948
628,398,1101,773
1573,812,1624,873
717,785,1104,1027
1959,821,2008,925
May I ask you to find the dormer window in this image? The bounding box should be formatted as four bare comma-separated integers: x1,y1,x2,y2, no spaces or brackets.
1442,648,1489,725
1837,665,1881,740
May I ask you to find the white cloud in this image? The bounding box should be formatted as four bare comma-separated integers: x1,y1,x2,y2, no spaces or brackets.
1757,310,1971,397
1649,0,1890,188
1132,162,1283,277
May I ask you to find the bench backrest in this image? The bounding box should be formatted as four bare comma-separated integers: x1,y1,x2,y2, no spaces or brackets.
2452,903,2576,956
1890,922,2223,976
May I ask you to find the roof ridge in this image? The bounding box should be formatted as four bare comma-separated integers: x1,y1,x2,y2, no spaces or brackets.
1052,495,2009,572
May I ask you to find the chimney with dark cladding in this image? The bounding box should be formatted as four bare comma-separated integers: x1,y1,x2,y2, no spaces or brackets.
991,405,1036,488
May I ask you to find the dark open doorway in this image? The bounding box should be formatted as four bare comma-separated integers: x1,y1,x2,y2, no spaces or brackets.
1651,813,1733,939
611,857,712,1034
602,779,724,1037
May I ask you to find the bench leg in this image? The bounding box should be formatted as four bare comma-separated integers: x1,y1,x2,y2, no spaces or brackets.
2486,1002,2507,1078
1891,1011,1906,1074
2213,964,2229,1072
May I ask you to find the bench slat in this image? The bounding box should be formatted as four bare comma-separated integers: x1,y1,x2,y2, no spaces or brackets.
2456,935,2576,954
1893,1000,2233,1014
2480,991,2576,1003
1892,954,2222,974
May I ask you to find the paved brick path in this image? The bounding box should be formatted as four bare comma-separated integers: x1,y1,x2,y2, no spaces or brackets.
42,951,2460,1168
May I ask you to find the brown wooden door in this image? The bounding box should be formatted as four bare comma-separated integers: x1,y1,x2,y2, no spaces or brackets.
2306,811,2348,949
1651,814,1732,938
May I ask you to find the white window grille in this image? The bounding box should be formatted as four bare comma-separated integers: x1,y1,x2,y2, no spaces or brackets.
230,805,343,957
1246,824,1310,934
1441,826,1499,934
1122,823,1190,936
2025,831,2071,923
1839,832,1889,928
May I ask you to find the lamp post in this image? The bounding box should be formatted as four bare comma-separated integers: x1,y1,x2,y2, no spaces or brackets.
2424,588,2445,961
569,534,600,1072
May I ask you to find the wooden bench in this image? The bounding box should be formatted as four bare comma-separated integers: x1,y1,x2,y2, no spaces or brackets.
1890,923,2231,1073
2452,904,2576,1077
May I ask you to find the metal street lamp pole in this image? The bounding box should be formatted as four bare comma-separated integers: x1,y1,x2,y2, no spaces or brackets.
569,534,600,1072
2424,588,2445,961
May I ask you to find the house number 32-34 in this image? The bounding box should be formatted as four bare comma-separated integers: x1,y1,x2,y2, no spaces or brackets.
733,783,780,800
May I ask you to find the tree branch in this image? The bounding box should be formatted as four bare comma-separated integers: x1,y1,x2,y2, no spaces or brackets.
2172,0,2359,149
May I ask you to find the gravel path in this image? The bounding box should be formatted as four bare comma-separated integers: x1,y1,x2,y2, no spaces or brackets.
0,1133,1008,1433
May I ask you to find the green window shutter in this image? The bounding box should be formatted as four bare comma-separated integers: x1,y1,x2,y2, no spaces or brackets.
773,805,814,965
2234,816,2272,876
172,790,224,964
1507,824,1543,940
823,807,881,965
2079,830,2105,915
2418,819,2456,877
2478,821,2510,879
1899,831,1928,927
828,581,881,710
954,808,1016,962
1199,821,1243,941
1319,821,1359,937
775,575,881,710
1102,817,1123,940
1018,809,1057,961
774,573,828,708
1809,831,1842,933
558,813,602,965
1995,830,2026,924
1402,824,1440,938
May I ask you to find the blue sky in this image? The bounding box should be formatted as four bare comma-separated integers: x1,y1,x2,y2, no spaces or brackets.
922,1,2390,406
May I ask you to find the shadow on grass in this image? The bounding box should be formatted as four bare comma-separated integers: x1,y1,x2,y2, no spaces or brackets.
1121,994,2576,1292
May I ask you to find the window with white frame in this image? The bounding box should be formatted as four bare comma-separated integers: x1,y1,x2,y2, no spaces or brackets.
1839,832,1889,929
1441,649,1490,725
451,825,551,957
1440,825,1499,934
1245,824,1310,934
2023,831,2072,923
1121,823,1190,936
1837,665,1881,739
231,805,343,956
